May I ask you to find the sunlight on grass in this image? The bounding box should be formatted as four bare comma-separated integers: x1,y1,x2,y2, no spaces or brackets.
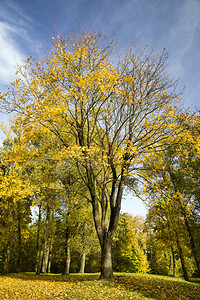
0,273,199,299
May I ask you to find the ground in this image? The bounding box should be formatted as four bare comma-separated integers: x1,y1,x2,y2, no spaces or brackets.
0,273,199,299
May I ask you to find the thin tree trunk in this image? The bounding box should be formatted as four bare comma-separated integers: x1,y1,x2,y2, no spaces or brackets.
63,238,71,275
182,212,200,274
1,219,11,274
176,233,189,281
41,205,50,273
36,249,43,275
47,243,52,273
35,205,42,275
79,250,86,273
170,174,200,275
171,246,176,277
2,244,10,274
79,222,86,273
16,209,22,273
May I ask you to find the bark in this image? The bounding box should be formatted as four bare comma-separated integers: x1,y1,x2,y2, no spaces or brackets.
47,243,52,273
176,233,189,281
1,244,10,274
36,205,42,253
41,240,49,273
63,238,71,275
35,205,42,275
79,250,86,274
170,173,200,274
41,205,50,273
91,172,125,281
99,234,115,281
182,212,200,274
36,249,43,275
63,225,71,275
16,209,22,273
171,246,176,277
79,222,86,273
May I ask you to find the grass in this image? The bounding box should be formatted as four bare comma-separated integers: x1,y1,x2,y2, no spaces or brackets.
0,272,199,299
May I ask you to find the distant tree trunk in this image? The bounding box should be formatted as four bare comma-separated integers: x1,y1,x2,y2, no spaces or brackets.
79,250,86,274
47,243,52,273
171,246,176,277
41,205,50,273
65,244,71,275
41,240,49,273
36,204,42,275
16,205,22,273
170,175,200,275
176,233,189,281
182,211,200,274
1,219,11,275
63,237,71,275
2,244,10,274
79,222,86,273
36,249,43,275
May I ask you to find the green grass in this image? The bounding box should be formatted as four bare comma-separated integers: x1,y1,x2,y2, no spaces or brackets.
0,273,199,299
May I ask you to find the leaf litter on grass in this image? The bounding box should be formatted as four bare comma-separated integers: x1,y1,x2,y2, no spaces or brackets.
0,273,199,300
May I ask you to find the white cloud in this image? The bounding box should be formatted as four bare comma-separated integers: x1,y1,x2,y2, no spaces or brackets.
166,0,200,77
0,22,25,84
0,0,44,86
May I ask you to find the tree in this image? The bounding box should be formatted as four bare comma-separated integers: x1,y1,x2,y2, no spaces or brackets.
0,144,32,274
142,133,200,280
113,213,149,273
0,30,183,280
143,113,200,272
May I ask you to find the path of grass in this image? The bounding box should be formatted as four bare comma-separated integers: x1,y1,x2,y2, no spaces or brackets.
0,273,199,299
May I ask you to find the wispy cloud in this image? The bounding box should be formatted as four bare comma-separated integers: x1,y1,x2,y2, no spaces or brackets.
0,22,25,84
0,1,43,85
166,0,200,77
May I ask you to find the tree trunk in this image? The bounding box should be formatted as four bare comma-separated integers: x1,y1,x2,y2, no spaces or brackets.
47,243,52,273
2,244,10,274
63,240,71,275
36,248,43,275
79,250,86,274
79,222,86,273
16,210,22,273
176,234,189,281
41,241,49,273
182,212,200,274
41,205,50,273
171,246,176,277
99,234,115,281
89,157,125,280
35,204,42,274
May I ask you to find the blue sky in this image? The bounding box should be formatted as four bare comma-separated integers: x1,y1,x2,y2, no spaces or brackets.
0,0,200,216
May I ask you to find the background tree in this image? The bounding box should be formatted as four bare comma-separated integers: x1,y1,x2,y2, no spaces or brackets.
141,127,200,280
0,143,32,274
112,213,149,273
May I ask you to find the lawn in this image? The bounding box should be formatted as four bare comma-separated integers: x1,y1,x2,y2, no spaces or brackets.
0,273,199,299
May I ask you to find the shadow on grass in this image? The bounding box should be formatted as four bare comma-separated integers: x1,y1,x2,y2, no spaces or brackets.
2,272,100,283
116,274,200,300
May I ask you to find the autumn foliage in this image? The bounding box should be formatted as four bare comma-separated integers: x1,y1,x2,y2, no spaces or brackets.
0,29,200,281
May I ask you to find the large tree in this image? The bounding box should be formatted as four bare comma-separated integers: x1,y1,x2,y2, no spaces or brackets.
0,30,183,280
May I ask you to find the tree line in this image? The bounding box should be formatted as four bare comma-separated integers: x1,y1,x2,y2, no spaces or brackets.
0,29,199,280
